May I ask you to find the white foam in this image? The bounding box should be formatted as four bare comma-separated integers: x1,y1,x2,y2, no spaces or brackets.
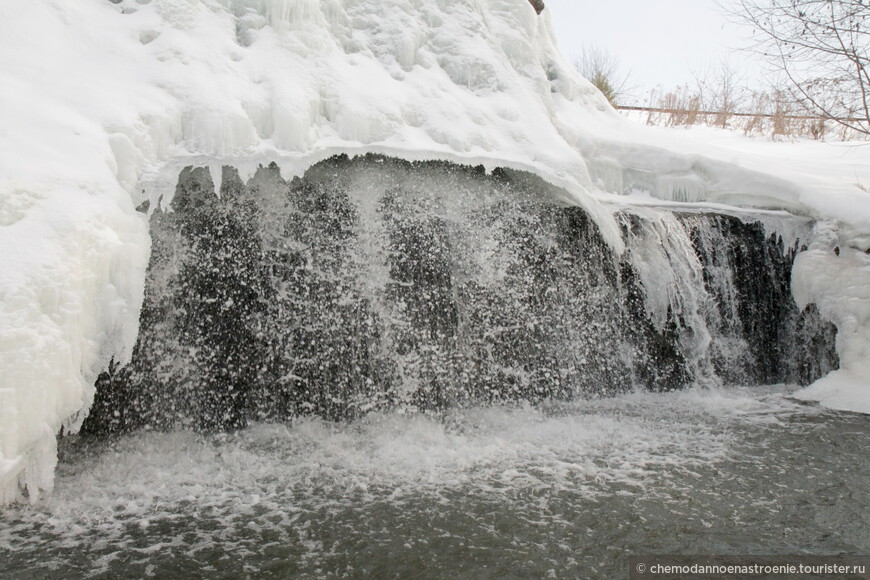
2,387,807,549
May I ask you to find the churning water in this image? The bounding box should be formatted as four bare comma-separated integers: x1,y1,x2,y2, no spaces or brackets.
1,385,867,578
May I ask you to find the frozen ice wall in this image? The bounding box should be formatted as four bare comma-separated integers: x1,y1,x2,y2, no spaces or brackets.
792,224,870,413
0,4,153,502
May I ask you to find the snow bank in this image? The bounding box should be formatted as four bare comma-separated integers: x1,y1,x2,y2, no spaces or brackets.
1,0,869,501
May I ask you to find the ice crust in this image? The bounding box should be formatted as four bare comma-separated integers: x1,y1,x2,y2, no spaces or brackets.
792,223,870,414
1,0,869,501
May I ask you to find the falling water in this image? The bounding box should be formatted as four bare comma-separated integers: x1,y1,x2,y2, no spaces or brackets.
83,154,837,432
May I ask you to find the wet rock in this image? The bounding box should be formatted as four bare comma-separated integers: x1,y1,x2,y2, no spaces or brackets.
528,0,545,14
83,155,838,433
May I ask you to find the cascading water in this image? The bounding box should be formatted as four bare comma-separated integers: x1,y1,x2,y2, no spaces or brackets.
83,154,838,433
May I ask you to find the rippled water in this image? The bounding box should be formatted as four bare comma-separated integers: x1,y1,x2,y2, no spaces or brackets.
1,386,868,579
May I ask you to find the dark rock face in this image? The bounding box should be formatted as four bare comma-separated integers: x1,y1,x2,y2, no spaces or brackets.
83,155,838,433
684,215,839,385
528,0,545,15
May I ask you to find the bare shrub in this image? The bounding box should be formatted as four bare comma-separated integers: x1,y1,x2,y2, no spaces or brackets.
573,45,632,106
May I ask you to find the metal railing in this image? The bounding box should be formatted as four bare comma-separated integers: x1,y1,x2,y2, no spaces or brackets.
615,105,866,124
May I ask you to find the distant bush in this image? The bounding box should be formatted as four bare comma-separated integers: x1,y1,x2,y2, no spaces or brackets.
625,65,867,141
573,45,631,107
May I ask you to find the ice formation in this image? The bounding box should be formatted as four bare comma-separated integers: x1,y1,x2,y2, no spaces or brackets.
1,0,868,502
792,223,870,413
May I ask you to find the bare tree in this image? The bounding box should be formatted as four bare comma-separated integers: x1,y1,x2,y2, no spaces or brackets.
692,60,748,127
713,61,746,127
573,45,631,106
725,0,870,135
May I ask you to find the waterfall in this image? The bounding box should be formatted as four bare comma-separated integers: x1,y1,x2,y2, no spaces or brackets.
83,155,838,433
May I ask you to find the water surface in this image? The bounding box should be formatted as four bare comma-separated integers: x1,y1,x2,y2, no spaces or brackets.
1,386,867,578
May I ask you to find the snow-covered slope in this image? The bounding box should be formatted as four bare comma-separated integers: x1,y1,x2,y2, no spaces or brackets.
1,0,868,502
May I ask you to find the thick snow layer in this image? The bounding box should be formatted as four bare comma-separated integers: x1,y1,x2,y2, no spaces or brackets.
1,0,869,501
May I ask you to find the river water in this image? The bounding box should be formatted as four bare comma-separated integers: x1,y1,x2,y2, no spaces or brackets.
1,386,867,579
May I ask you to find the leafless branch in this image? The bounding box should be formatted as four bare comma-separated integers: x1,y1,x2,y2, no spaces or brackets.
721,0,870,135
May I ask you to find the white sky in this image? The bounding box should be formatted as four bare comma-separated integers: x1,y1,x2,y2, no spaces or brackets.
544,0,760,103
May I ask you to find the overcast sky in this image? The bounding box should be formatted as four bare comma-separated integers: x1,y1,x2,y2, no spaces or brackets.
544,0,761,104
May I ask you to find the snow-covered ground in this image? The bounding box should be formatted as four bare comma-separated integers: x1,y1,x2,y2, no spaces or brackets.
1,0,868,502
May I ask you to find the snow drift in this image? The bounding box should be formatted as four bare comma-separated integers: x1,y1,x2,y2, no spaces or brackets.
1,0,868,502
